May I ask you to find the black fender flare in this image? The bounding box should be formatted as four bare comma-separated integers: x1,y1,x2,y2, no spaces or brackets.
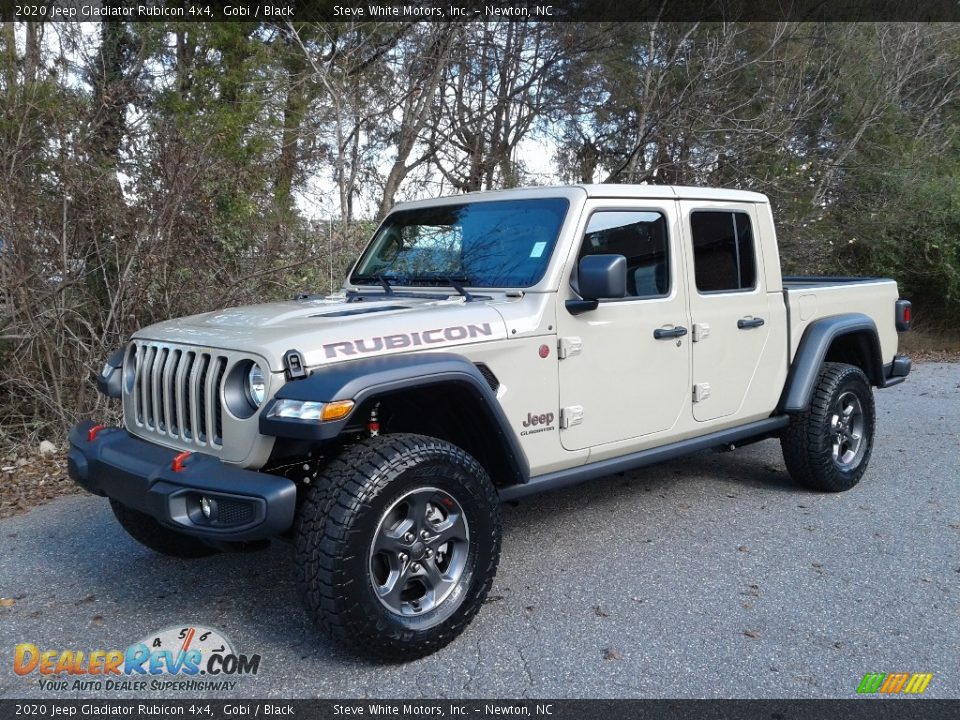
779,313,883,413
260,353,529,482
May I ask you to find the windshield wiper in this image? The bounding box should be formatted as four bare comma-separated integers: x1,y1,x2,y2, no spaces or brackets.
352,273,398,294
439,277,475,302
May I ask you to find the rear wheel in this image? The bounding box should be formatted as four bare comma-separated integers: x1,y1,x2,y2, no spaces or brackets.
781,362,876,492
109,499,217,558
295,434,501,662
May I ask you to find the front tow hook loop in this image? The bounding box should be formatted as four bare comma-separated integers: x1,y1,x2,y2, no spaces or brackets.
171,451,192,473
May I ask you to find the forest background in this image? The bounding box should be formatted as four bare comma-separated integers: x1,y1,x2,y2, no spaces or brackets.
1,20,958,454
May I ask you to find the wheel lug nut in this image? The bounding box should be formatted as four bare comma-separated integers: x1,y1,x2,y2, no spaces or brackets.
420,530,430,539
403,532,414,543
425,549,433,558
411,562,421,572
398,553,408,563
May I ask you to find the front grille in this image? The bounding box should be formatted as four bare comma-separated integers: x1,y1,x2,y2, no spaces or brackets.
128,341,228,448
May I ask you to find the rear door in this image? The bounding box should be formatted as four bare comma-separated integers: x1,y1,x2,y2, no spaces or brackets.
556,200,691,451
679,202,771,422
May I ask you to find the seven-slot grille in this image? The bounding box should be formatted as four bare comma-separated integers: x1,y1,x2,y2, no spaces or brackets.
127,342,228,449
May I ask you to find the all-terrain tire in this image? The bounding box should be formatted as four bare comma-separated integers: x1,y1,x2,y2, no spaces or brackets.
295,433,501,662
781,362,876,492
109,499,218,558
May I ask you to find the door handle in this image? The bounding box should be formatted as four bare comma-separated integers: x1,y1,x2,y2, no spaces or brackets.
737,317,765,329
654,325,688,340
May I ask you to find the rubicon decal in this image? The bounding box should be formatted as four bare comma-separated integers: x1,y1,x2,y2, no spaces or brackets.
856,673,933,695
13,625,260,693
520,411,555,436
323,322,494,358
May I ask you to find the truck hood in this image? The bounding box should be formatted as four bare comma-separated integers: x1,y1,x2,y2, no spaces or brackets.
133,294,510,372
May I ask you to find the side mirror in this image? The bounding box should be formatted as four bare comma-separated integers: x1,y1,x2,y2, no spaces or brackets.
567,255,626,315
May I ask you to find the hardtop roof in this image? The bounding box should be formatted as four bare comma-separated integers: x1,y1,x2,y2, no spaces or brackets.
392,184,769,211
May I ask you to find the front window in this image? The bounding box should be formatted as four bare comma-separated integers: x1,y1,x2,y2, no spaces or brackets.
575,211,670,298
351,198,569,289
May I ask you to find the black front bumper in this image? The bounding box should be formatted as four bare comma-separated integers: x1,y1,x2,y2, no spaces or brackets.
68,421,296,542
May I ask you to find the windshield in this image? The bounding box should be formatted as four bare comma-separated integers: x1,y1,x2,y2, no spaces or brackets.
351,198,569,289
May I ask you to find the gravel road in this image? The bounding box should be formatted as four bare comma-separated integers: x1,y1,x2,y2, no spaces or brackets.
2,362,958,699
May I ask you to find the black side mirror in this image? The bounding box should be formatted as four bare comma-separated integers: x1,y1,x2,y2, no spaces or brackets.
567,254,627,315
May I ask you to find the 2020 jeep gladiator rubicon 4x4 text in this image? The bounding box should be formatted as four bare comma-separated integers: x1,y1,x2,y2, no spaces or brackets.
69,185,912,660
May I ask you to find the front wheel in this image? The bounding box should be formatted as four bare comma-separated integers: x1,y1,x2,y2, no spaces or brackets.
295,434,501,662
781,362,876,492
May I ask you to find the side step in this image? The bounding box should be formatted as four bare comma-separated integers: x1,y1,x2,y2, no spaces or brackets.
498,416,789,502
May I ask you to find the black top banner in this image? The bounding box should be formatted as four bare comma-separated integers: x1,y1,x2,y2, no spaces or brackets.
3,0,960,23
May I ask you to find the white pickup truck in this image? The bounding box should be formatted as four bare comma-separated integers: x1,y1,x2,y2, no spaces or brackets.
69,185,912,660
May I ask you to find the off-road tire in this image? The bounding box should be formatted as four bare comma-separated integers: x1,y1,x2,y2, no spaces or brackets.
295,433,501,662
109,499,218,558
781,362,876,492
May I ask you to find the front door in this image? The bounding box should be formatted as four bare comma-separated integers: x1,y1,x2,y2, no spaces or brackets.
557,200,691,451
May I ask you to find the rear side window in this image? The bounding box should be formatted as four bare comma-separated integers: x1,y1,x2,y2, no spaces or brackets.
577,211,670,298
690,211,756,292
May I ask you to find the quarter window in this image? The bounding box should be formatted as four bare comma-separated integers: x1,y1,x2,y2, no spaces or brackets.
690,211,756,292
577,211,670,298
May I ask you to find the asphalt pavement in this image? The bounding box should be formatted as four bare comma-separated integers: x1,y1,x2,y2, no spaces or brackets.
1,362,958,699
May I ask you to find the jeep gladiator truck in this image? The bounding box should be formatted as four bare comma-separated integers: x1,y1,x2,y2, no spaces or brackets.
68,185,912,660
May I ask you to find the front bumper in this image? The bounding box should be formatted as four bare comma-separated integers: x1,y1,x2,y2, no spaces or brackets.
67,421,296,542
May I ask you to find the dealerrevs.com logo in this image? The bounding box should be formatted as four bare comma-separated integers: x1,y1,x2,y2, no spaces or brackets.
13,625,260,693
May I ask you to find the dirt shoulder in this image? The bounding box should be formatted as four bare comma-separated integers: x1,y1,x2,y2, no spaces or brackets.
0,448,78,520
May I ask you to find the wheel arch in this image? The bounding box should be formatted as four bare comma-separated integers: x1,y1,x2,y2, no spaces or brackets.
780,313,883,413
260,353,529,486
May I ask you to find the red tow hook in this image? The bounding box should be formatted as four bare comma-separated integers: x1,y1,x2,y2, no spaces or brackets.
171,451,192,473
87,424,106,442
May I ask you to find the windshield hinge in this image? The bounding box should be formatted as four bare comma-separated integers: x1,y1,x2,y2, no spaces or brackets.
283,349,307,380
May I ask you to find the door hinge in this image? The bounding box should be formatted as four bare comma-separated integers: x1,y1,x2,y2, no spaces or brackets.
693,383,711,403
692,323,711,342
559,405,584,428
557,336,582,359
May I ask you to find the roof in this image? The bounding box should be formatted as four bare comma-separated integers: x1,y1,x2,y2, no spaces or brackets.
577,184,768,203
393,184,768,211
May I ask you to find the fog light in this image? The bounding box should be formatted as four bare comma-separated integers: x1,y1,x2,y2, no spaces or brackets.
200,496,214,520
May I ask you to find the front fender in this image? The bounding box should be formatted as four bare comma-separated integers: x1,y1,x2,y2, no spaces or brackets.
259,353,529,480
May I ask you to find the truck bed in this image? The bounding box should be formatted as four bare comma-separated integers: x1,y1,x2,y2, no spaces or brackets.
782,276,900,365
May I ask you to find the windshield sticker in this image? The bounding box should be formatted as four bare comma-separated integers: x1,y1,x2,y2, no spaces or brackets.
530,242,546,258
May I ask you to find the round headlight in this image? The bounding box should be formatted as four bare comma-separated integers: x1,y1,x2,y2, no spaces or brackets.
246,364,266,407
